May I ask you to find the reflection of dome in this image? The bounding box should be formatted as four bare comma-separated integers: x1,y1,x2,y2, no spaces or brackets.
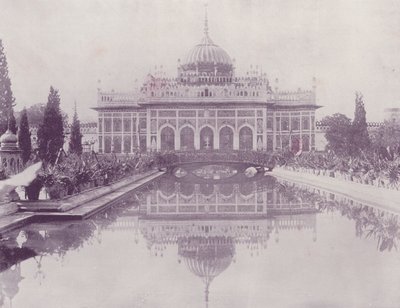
178,236,235,306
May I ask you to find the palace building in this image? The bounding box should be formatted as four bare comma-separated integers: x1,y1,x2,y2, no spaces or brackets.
94,14,320,153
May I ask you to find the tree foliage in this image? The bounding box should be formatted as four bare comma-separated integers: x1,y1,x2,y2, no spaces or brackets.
37,87,64,163
370,119,400,159
0,39,15,135
350,92,370,154
68,104,82,155
18,108,32,163
23,102,69,128
322,113,353,155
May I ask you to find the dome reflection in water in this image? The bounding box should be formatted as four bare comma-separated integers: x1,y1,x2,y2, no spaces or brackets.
0,174,399,307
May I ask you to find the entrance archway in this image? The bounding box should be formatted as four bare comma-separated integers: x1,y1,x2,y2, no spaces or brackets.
239,126,253,150
219,126,234,150
160,126,175,151
200,126,214,150
180,126,195,150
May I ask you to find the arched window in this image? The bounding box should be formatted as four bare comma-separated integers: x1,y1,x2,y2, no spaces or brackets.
180,126,195,150
200,127,214,150
161,126,175,151
239,126,253,150
219,126,234,150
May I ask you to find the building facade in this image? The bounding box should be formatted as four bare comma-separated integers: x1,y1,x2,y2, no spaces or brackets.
94,17,320,153
384,108,400,123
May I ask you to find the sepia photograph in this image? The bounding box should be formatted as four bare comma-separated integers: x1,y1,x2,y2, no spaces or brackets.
0,0,400,307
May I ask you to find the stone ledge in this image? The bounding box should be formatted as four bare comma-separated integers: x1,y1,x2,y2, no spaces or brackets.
16,170,159,213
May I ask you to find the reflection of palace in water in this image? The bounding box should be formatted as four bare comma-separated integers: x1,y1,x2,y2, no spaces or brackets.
141,176,317,219
109,177,318,307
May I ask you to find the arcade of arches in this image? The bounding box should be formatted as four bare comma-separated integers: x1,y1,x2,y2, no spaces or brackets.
98,109,315,153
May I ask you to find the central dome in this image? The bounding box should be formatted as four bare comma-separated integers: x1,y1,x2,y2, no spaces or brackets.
183,35,233,67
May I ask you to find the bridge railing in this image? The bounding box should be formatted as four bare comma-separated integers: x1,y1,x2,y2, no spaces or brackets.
153,150,277,168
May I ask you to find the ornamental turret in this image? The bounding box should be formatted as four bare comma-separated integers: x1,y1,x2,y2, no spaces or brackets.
0,127,22,175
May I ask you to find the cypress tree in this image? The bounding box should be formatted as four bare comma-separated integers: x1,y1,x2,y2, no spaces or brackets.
0,39,15,135
18,108,32,163
68,103,83,155
37,86,64,163
9,108,17,134
351,92,370,154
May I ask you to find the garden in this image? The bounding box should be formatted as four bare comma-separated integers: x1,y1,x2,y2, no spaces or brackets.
23,152,156,201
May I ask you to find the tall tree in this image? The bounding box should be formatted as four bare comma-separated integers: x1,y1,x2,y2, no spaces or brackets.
8,108,17,134
18,108,32,163
68,103,83,155
0,39,15,135
37,86,64,163
322,113,353,155
350,92,370,154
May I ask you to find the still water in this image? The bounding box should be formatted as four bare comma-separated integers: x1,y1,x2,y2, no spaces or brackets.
0,170,400,308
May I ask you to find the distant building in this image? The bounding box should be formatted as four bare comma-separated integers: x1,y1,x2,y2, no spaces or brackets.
384,108,400,122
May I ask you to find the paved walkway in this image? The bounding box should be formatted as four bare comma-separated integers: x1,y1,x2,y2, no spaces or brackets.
272,168,400,214
0,170,165,234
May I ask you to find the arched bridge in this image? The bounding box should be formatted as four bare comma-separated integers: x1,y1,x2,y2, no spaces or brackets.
168,161,267,183
157,150,276,168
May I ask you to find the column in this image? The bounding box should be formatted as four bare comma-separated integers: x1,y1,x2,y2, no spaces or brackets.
146,110,151,152
233,112,239,150
195,115,200,150
121,114,124,153
175,126,180,151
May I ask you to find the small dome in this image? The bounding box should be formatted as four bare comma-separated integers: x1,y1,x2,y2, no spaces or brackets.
0,130,17,144
0,129,20,152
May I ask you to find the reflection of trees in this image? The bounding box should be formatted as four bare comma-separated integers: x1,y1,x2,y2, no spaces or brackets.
284,181,400,252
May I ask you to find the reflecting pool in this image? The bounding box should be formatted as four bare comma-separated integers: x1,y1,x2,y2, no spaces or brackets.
0,173,400,308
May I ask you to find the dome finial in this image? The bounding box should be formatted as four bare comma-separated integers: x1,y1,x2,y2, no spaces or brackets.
204,3,209,36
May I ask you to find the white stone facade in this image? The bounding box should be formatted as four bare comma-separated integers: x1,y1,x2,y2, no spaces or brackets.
94,18,320,153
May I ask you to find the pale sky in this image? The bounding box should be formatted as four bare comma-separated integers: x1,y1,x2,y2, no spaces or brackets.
0,0,399,122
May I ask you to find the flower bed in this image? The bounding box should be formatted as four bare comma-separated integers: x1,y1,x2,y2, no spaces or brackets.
24,153,156,201
277,151,400,191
